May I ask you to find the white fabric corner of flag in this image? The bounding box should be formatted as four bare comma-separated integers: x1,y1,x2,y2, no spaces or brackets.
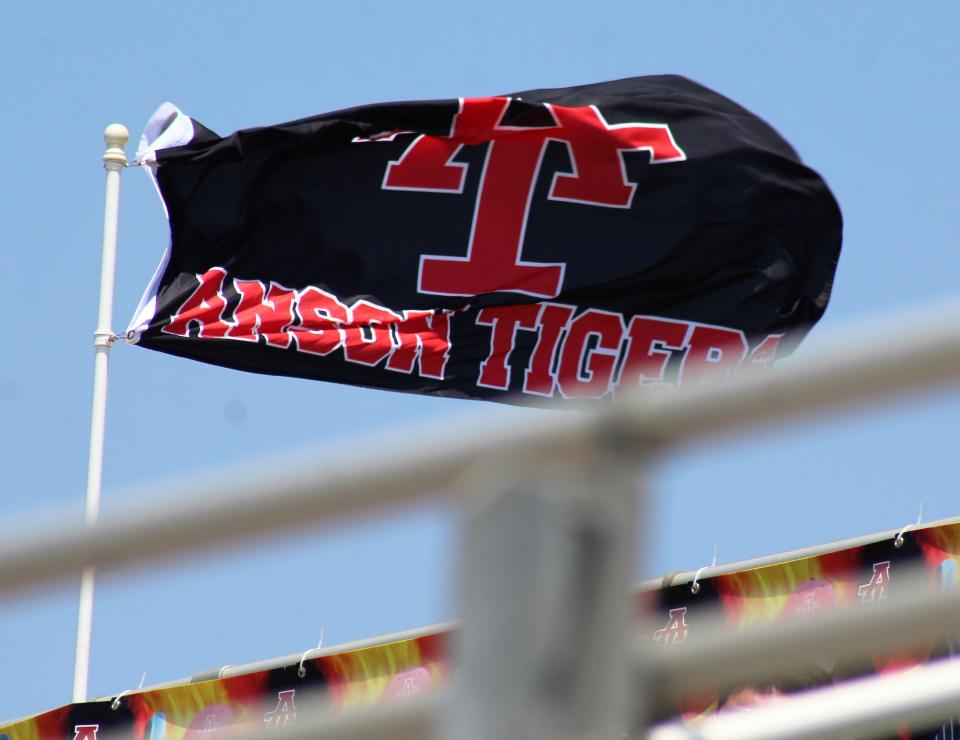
136,102,194,165
126,103,197,342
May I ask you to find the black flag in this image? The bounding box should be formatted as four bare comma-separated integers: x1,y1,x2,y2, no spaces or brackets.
128,75,841,403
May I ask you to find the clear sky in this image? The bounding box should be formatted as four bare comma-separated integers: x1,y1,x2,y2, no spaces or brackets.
3,0,960,723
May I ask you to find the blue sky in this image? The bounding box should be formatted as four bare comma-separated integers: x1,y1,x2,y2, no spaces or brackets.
2,0,960,723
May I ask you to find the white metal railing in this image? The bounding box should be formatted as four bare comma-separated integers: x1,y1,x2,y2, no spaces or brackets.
13,127,960,738
2,295,957,737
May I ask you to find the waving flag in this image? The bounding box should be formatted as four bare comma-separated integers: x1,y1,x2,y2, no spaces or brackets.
128,76,841,403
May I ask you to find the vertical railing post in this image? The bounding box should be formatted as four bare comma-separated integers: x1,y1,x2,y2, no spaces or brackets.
73,124,128,703
450,433,645,740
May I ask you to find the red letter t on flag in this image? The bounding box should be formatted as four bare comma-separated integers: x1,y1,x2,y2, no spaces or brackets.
385,98,685,299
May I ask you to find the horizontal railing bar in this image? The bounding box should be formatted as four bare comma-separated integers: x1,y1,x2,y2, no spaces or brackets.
648,656,960,740
0,299,958,601
644,571,960,702
0,410,580,598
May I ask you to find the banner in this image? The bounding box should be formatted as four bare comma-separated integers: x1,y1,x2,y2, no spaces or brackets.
4,521,958,738
128,76,841,403
1,632,448,738
644,522,960,735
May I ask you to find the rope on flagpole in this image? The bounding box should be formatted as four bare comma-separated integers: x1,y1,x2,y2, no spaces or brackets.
73,123,128,704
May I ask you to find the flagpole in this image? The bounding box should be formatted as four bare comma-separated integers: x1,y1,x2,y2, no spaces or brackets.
73,124,129,703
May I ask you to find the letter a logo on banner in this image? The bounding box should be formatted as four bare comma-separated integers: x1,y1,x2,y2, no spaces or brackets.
73,726,99,740
264,689,297,729
653,607,689,645
858,561,891,604
384,97,686,299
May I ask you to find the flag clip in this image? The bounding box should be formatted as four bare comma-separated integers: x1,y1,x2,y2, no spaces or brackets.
111,690,130,710
110,672,146,710
894,504,924,548
298,628,325,678
691,544,718,594
93,331,119,348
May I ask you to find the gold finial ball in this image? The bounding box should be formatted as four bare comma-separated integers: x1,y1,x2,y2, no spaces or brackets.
104,123,129,148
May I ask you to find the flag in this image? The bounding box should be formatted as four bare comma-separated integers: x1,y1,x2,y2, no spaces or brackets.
128,75,841,403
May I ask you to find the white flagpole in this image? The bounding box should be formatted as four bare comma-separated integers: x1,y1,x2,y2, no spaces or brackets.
73,124,129,703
